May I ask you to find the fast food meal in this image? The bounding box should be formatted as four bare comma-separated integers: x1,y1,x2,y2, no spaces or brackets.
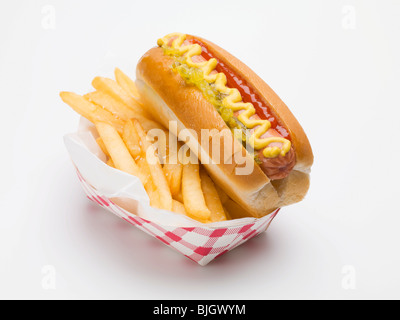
136,33,313,217
60,32,313,223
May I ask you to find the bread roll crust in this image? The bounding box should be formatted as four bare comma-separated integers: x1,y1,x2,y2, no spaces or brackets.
136,36,313,218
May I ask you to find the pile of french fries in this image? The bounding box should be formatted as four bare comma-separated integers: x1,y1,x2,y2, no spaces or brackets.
60,68,232,223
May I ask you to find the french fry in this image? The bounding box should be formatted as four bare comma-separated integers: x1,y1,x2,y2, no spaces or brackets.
147,128,169,164
95,121,148,185
132,119,173,211
106,158,115,168
122,120,142,159
86,90,163,133
92,76,145,115
133,115,165,133
60,92,124,133
200,169,227,222
137,157,160,208
85,91,137,120
181,162,211,222
96,137,109,157
163,163,183,197
146,181,161,209
172,200,187,215
172,189,184,203
136,157,151,182
114,68,140,98
122,120,161,208
163,138,183,197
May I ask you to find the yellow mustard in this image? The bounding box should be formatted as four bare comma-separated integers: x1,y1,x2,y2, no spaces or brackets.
157,33,291,158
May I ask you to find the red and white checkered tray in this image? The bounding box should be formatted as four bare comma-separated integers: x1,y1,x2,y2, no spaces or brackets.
64,119,279,266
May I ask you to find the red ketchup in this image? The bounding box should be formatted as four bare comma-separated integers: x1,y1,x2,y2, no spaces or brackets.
189,38,290,140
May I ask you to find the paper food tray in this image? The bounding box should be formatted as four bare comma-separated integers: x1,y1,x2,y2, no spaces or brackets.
63,118,279,266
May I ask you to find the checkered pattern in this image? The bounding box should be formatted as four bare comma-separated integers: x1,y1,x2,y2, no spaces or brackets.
76,169,279,266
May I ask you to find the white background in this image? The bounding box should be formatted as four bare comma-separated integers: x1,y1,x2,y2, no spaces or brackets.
1,0,399,300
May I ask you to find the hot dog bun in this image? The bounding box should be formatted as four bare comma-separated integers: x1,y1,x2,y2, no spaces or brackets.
135,34,313,218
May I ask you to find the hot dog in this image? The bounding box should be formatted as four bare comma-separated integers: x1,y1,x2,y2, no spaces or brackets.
135,33,313,218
